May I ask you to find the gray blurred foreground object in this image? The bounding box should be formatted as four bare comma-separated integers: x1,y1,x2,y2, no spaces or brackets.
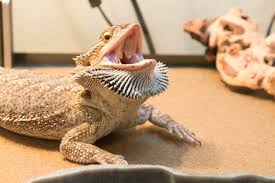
28,165,275,183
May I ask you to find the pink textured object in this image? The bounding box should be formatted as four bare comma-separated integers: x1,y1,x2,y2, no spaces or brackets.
184,7,275,97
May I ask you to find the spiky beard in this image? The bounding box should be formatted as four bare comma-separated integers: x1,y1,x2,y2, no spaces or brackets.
74,62,168,99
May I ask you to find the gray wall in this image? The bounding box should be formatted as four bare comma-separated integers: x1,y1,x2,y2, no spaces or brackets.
12,0,275,55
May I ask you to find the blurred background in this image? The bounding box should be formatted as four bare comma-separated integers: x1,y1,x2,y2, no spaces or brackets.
1,0,275,66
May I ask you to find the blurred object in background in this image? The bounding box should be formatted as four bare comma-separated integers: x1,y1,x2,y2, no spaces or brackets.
184,7,275,98
130,0,155,55
88,0,113,26
266,12,275,37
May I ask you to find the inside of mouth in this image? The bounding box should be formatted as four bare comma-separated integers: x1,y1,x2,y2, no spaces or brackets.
104,31,144,65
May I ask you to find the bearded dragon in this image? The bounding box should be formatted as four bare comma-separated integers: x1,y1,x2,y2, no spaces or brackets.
0,23,200,164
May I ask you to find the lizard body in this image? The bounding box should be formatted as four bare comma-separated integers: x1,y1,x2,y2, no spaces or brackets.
0,23,200,164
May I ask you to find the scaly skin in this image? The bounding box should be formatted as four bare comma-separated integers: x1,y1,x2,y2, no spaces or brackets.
0,23,200,164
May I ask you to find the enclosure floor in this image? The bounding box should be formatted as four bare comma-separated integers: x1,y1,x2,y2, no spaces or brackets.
0,67,274,183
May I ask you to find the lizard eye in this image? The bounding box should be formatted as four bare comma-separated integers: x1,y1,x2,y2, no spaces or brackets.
103,32,112,41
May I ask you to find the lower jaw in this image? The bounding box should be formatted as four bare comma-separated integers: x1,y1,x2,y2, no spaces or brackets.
100,59,157,71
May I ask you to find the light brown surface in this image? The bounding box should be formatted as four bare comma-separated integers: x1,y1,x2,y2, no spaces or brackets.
0,67,275,183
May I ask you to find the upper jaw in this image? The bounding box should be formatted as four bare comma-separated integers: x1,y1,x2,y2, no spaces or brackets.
98,23,156,71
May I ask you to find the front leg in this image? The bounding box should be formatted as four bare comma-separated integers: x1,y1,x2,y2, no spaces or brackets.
60,122,127,164
137,104,201,146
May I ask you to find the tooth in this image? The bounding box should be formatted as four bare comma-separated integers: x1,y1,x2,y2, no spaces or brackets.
117,49,122,60
120,50,123,59
115,56,120,63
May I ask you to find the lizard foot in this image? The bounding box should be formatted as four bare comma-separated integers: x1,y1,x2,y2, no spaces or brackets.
97,154,128,165
167,122,201,146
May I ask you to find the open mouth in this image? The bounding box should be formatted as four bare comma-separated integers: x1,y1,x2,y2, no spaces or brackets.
100,24,156,70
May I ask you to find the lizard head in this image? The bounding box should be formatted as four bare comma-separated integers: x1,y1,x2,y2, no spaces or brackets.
72,23,168,100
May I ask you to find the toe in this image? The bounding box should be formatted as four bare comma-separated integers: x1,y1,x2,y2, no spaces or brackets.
97,154,128,165
110,155,128,165
177,125,201,146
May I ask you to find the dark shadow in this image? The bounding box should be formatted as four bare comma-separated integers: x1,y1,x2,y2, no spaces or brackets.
95,127,186,167
96,126,218,169
0,127,59,151
251,90,275,100
0,125,189,167
0,125,218,169
226,84,274,101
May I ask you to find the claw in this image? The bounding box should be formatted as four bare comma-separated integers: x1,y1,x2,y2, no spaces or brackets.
190,138,202,147
167,122,201,147
111,155,128,164
119,159,129,165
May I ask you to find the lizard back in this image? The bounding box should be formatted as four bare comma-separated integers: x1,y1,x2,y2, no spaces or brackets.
0,68,82,139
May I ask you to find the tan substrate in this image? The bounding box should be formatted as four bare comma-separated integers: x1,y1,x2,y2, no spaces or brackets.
0,67,274,183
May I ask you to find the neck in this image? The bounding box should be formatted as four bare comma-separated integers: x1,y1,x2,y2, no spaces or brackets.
74,62,168,99
73,61,169,111
80,85,147,117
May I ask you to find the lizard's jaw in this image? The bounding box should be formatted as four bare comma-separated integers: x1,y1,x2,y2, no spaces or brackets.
73,23,169,99
99,23,156,71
